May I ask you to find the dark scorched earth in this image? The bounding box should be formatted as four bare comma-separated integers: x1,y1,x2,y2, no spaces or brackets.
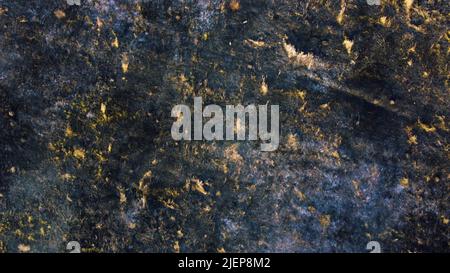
0,0,448,252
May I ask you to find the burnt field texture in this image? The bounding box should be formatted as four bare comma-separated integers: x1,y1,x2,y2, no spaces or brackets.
0,0,449,253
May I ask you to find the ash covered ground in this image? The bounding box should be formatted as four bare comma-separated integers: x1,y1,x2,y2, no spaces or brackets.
0,0,448,252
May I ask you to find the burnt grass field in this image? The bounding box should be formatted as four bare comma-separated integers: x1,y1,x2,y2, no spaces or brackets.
0,0,448,252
